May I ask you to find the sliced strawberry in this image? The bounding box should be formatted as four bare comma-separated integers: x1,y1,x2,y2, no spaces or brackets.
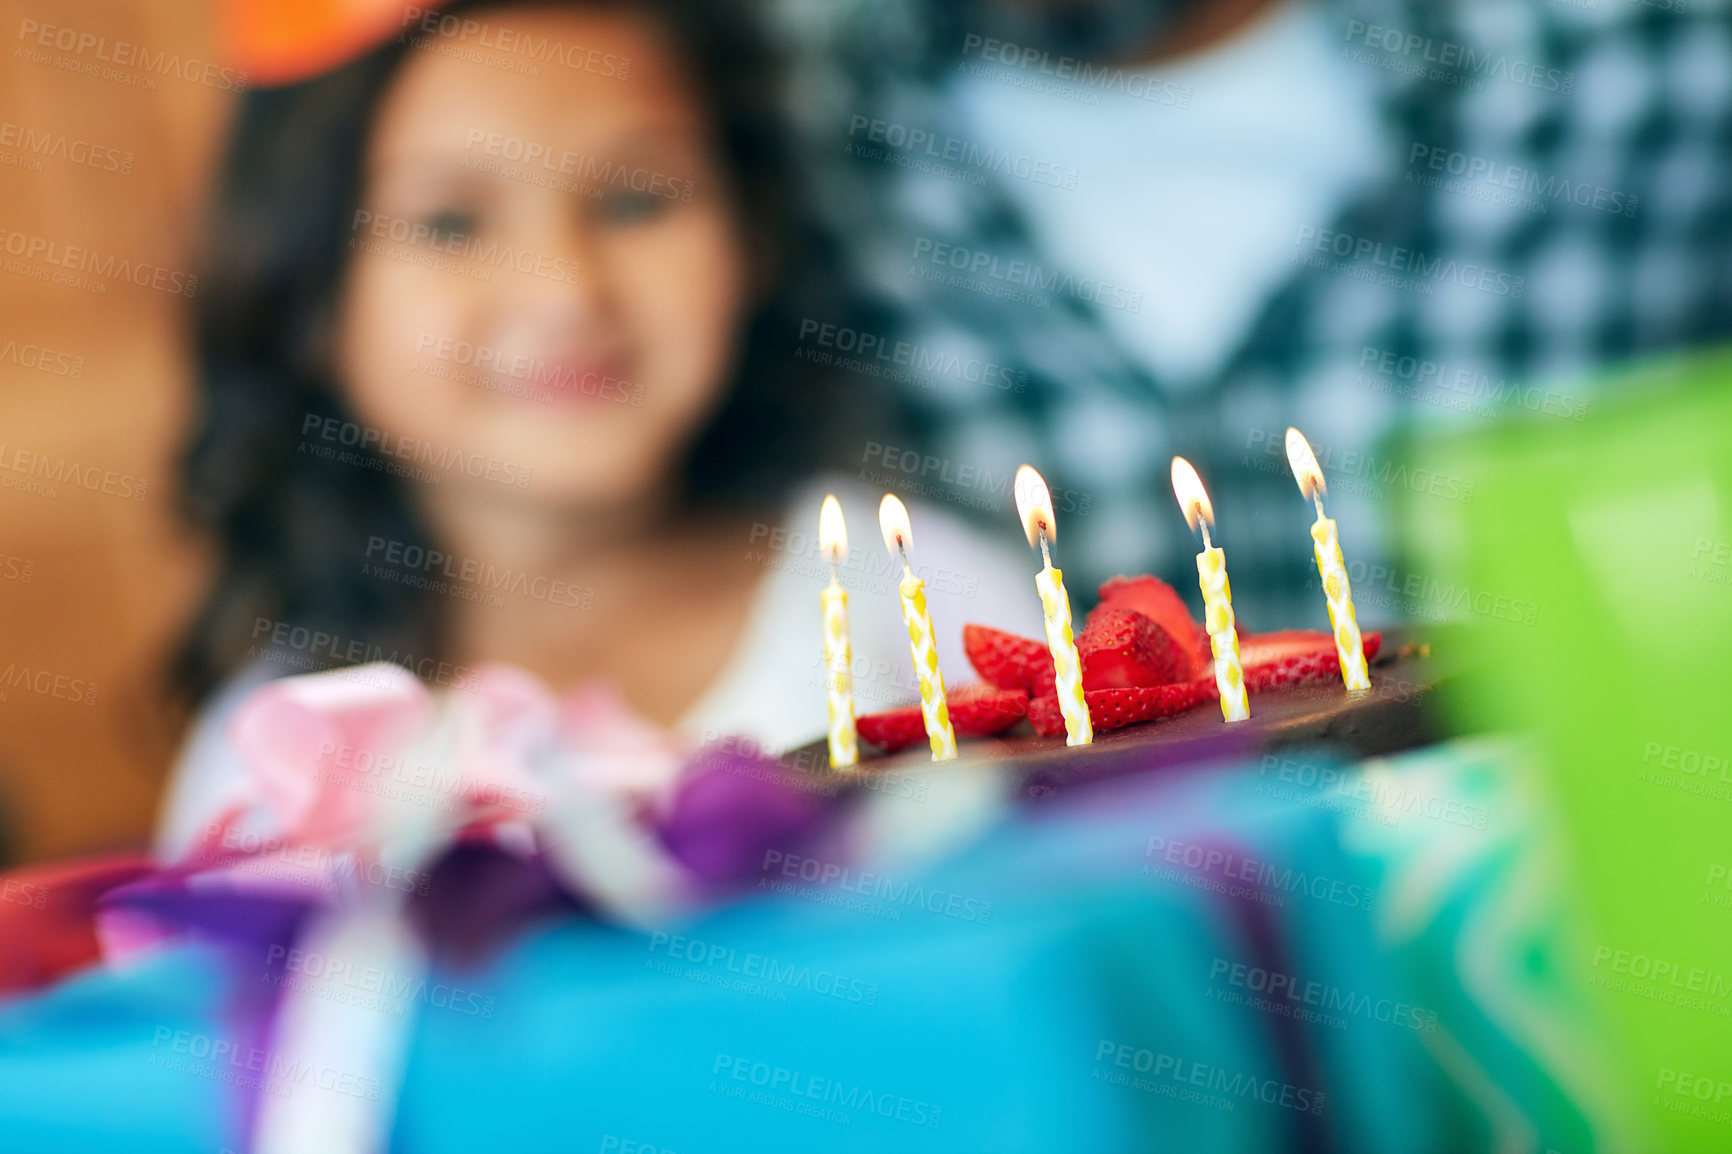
1094,575,1211,679
855,706,925,752
1026,696,1065,739
963,624,1056,698
950,682,1030,735
1239,630,1382,692
856,683,1030,752
1027,679,1216,737
1075,607,1190,689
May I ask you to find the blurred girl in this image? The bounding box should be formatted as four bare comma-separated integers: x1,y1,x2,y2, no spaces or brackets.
161,0,1041,852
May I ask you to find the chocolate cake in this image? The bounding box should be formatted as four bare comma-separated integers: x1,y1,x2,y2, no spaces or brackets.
787,629,1450,802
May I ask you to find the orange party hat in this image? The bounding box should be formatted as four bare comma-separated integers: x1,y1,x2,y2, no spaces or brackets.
221,0,451,87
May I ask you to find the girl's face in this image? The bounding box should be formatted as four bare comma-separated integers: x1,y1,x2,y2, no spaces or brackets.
338,5,751,515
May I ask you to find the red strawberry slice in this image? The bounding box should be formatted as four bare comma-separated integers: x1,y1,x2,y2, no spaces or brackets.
854,706,925,753
1094,575,1211,679
1027,679,1216,737
1075,607,1190,689
963,624,1056,698
1239,630,1382,692
856,683,1030,752
949,683,1031,734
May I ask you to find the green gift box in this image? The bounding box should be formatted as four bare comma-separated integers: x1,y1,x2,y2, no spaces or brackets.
1393,349,1732,1151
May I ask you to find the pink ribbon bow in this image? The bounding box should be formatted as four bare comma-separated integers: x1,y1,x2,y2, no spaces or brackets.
168,662,693,925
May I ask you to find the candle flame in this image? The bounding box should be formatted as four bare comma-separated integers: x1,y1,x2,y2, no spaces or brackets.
1170,457,1214,532
819,494,847,564
1013,465,1056,549
878,493,913,557
1285,427,1327,502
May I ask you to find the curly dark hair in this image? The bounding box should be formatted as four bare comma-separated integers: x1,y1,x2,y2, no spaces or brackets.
174,0,883,704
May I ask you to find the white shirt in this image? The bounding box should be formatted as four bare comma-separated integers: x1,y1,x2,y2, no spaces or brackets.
679,475,1046,749
949,0,1387,390
156,478,1047,858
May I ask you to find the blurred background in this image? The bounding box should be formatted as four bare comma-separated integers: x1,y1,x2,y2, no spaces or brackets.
1,0,1731,1149
0,0,224,864
1,0,1729,861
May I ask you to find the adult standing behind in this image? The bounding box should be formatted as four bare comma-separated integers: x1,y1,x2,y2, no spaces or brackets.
787,0,1729,626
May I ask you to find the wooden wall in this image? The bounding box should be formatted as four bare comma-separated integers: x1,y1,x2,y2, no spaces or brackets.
0,0,226,862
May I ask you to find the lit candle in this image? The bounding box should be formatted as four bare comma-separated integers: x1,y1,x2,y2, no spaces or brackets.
1013,466,1092,746
1170,458,1249,722
878,494,957,761
818,495,859,768
1284,428,1370,692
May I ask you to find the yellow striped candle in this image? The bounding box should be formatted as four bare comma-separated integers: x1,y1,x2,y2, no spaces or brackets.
879,495,957,761
1285,428,1370,692
818,495,859,768
1172,457,1250,722
1014,466,1091,745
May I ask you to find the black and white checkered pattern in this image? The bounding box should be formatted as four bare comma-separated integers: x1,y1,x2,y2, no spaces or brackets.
781,0,1732,629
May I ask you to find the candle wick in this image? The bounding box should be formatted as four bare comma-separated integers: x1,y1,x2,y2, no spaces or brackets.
1313,492,1327,522
1038,531,1053,571
1199,519,1214,551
